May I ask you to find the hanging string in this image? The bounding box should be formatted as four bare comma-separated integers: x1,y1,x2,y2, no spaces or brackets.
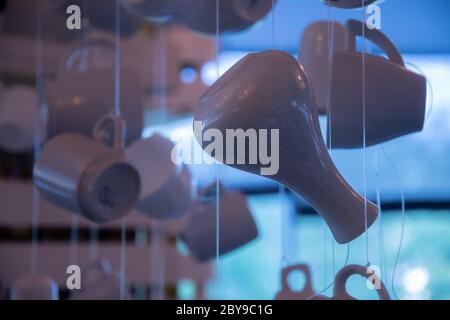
89,224,99,262
30,2,47,275
361,1,370,267
308,243,350,299
375,148,387,285
214,0,221,298
271,0,275,48
380,146,405,300
114,0,127,300
69,215,79,265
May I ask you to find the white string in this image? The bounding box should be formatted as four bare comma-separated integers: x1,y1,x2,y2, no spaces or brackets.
114,0,127,300
89,224,99,262
215,0,221,297
380,146,406,300
70,215,79,265
30,3,46,275
361,1,370,266
375,148,387,285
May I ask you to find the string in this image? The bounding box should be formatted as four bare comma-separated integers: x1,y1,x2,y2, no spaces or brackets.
30,2,46,275
215,0,221,297
326,1,336,278
308,244,350,299
115,0,127,300
89,224,99,262
362,1,370,266
271,0,275,48
375,148,387,285
380,146,405,300
150,222,165,299
69,215,79,265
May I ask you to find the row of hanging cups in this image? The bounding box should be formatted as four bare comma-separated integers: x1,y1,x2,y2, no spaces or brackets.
300,19,426,148
275,263,390,300
120,0,277,35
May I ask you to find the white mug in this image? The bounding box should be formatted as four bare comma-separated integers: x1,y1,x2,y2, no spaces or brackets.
194,50,378,244
328,19,426,148
126,134,192,220
333,264,390,300
0,85,38,152
121,0,277,34
70,259,131,300
180,188,258,262
45,41,144,146
299,21,349,115
34,131,141,223
10,274,59,300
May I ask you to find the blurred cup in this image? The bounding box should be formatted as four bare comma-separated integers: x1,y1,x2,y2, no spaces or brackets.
180,188,258,262
34,132,140,223
0,86,38,152
45,41,143,146
126,134,192,220
10,274,59,300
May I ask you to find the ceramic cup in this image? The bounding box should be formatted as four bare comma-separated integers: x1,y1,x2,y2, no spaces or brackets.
180,188,258,262
126,134,192,220
333,264,390,300
34,131,140,223
70,259,131,300
45,42,143,146
194,50,378,244
10,274,59,300
180,0,277,34
328,19,427,148
321,0,378,8
275,264,327,300
299,21,349,114
0,85,38,152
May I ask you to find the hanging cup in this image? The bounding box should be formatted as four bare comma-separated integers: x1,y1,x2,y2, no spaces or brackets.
333,264,390,300
180,187,258,262
10,274,59,300
328,19,426,148
320,0,378,8
126,134,192,220
33,116,140,223
45,39,143,146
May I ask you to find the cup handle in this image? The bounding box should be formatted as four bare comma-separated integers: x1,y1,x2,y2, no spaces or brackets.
93,112,127,150
280,264,314,295
59,38,115,76
333,264,391,300
346,19,405,67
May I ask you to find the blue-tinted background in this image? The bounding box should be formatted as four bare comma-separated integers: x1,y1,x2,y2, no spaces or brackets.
156,0,450,300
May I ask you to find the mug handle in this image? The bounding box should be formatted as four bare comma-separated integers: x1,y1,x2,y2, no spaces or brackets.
333,264,391,300
346,19,405,67
59,38,115,76
280,264,315,296
93,112,127,150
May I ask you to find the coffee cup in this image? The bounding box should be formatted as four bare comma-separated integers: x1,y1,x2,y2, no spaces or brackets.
180,188,258,262
34,129,140,223
10,274,59,300
45,41,144,146
328,19,426,148
126,134,192,220
333,264,390,300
